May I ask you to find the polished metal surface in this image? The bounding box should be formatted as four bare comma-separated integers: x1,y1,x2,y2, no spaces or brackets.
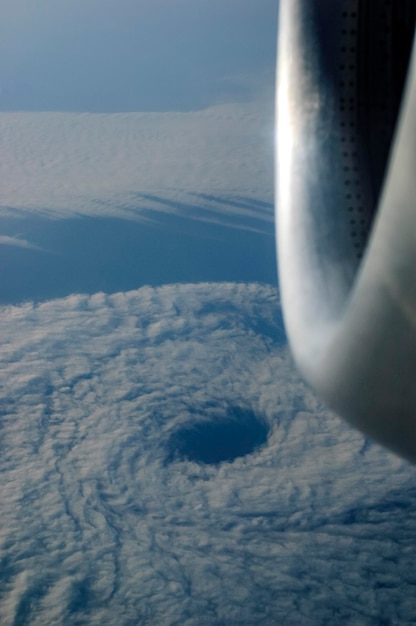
276,0,416,461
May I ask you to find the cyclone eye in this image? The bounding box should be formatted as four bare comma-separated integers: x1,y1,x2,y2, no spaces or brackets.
167,407,269,465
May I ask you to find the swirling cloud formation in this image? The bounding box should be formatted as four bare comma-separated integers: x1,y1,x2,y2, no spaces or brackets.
0,282,414,625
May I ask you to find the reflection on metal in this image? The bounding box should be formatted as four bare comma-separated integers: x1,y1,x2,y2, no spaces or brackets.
276,0,416,462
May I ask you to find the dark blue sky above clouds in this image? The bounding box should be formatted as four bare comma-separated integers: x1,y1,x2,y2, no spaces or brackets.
1,1,416,624
0,0,277,112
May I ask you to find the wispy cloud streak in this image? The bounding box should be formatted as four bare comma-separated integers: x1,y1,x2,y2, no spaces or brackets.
0,235,43,250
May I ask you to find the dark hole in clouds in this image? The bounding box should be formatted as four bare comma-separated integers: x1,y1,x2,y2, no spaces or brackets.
68,579,91,614
167,407,269,465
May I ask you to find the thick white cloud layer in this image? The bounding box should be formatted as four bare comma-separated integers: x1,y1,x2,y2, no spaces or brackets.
0,104,273,227
0,282,415,625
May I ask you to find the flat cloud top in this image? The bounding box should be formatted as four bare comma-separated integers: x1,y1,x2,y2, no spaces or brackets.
0,104,273,221
0,282,415,625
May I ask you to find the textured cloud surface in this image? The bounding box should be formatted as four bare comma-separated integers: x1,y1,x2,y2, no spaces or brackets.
0,104,276,306
0,282,415,625
0,104,273,224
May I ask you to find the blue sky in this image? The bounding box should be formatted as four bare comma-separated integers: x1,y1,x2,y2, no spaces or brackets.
0,0,277,112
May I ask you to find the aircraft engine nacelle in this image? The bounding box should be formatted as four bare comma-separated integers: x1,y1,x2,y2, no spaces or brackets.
276,0,416,461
